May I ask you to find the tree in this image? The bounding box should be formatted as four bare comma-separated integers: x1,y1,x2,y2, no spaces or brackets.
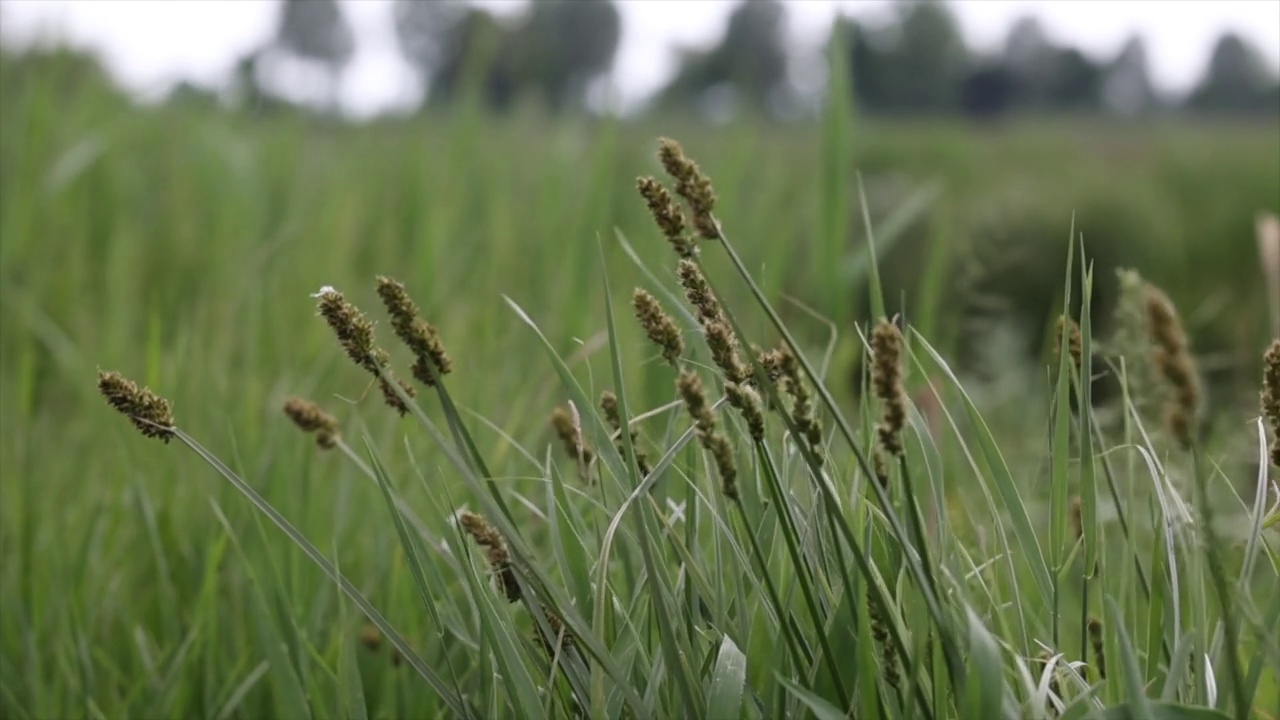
1187,32,1278,115
1102,36,1156,115
961,61,1017,120
1000,15,1101,112
888,0,968,113
842,0,968,115
425,7,523,112
393,0,467,91
658,0,791,118
522,0,622,111
274,0,355,110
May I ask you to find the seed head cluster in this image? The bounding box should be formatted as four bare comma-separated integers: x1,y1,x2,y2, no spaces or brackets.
632,289,684,367
1144,284,1200,449
678,370,738,499
1262,339,1280,466
550,405,595,479
283,397,340,449
1056,315,1083,372
314,287,416,416
97,370,176,443
637,176,695,258
375,276,452,387
657,137,718,241
871,319,907,457
601,391,652,477
458,511,521,603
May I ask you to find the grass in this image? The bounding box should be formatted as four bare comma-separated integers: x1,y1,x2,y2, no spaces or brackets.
1,48,1279,719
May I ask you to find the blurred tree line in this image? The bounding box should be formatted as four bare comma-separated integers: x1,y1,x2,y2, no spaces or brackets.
204,0,1280,119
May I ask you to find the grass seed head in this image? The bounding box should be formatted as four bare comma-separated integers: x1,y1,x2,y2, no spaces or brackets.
676,259,724,327
97,371,176,443
777,347,822,457
1087,616,1107,679
725,381,765,442
458,511,521,602
657,137,718,241
1262,339,1280,466
677,370,738,498
1144,283,1200,449
636,176,695,258
1056,315,1083,371
376,276,452,387
600,391,652,476
314,286,415,414
283,397,340,449
550,405,595,478
871,319,907,457
359,623,382,652
705,321,750,384
632,288,684,367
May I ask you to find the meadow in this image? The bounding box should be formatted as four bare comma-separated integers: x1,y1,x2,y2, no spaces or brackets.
1,48,1279,719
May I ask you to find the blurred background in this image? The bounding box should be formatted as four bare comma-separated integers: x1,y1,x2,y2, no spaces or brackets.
1,0,1278,438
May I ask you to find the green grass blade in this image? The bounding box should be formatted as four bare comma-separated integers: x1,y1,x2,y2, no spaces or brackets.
706,634,748,720
174,429,472,717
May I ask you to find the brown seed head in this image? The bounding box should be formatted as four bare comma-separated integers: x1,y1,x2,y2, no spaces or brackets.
97,370,175,443
1262,339,1280,466
1055,315,1083,371
359,623,382,652
676,259,724,327
677,370,737,499
656,138,718,241
1144,284,1200,449
725,381,765,442
871,319,907,457
535,605,575,654
375,276,452,387
1087,616,1107,679
868,594,899,689
315,287,380,373
777,347,822,458
458,511,521,602
632,289,684,367
550,406,595,478
636,176,695,258
705,321,750,384
314,287,415,414
283,397,340,449
600,391,652,477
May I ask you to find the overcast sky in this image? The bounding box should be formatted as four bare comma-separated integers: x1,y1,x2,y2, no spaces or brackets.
2,0,1278,116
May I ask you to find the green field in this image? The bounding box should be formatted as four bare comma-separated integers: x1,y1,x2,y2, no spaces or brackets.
2,48,1279,719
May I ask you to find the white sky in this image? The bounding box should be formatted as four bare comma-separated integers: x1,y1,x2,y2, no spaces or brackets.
2,0,1278,116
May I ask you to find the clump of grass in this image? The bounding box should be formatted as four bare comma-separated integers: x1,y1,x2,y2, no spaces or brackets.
283,397,340,449
85,133,1277,720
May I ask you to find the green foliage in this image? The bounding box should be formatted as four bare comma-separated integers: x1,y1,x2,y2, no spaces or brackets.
1,48,1278,719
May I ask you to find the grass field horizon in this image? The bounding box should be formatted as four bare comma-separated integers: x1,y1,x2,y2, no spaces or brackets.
2,47,1279,719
